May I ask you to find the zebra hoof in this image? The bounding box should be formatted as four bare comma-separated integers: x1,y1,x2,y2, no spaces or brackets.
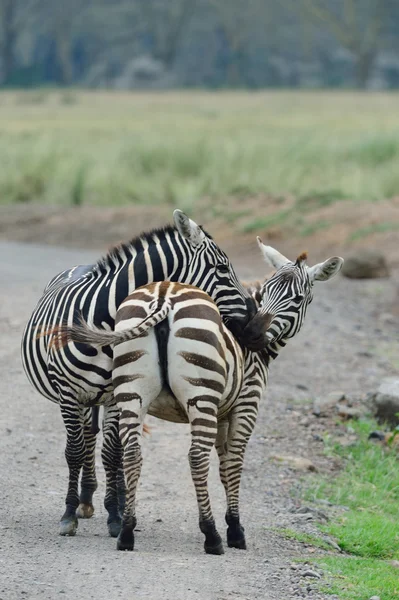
227,536,247,550
108,519,122,538
59,517,78,536
204,540,225,555
76,503,95,519
227,525,246,549
116,530,134,551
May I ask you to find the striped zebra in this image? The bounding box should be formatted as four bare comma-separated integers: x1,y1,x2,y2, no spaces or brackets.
52,239,343,554
21,210,255,538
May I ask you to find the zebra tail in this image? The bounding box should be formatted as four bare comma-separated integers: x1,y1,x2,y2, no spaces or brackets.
39,299,172,350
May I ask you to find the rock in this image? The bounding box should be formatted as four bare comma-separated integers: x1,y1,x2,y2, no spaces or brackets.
341,250,390,279
313,391,346,416
389,560,399,568
336,405,365,420
373,378,399,425
369,596,381,600
302,570,321,579
270,455,318,472
291,506,329,521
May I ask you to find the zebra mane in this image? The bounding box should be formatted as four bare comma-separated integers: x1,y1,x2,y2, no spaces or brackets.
94,223,212,273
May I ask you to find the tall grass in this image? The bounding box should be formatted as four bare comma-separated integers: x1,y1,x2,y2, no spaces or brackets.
1,90,399,206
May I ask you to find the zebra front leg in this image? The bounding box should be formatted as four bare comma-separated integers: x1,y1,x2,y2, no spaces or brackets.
102,404,123,537
76,407,98,520
59,397,86,536
188,403,224,555
216,408,258,550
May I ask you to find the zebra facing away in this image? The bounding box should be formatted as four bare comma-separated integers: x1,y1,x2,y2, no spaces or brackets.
54,240,343,554
21,210,255,538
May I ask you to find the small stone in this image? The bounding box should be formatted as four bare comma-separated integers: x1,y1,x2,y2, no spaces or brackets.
156,518,163,523
270,454,317,472
336,405,365,420
313,392,345,416
369,596,381,600
322,536,341,551
303,570,321,579
389,560,399,568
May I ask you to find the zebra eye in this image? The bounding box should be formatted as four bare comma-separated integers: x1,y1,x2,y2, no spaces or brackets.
294,293,304,302
217,264,230,274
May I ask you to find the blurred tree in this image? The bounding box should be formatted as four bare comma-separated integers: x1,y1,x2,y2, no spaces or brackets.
300,0,391,87
0,0,16,82
208,0,269,85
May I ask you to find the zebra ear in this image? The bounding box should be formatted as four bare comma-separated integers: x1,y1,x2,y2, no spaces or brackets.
257,237,290,270
173,210,205,247
307,257,344,282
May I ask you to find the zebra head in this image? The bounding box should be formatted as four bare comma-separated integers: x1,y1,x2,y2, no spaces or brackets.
173,210,256,332
242,237,344,351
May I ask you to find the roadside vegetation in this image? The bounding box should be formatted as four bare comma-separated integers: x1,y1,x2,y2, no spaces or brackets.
2,90,399,216
301,418,399,599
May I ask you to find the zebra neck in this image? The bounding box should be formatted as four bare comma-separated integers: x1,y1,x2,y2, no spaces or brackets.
257,339,286,363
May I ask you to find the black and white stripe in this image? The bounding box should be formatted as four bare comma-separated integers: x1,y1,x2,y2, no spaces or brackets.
21,210,254,538
57,242,343,553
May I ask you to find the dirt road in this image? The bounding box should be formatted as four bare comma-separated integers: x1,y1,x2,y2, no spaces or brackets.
1,240,398,600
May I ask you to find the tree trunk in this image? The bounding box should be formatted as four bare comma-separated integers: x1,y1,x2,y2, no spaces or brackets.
56,31,73,85
354,50,376,89
0,0,16,83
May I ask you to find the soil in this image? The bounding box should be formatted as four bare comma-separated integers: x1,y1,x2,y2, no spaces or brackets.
1,201,399,600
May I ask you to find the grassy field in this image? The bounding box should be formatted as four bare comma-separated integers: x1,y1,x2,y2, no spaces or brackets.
1,89,399,210
305,419,399,599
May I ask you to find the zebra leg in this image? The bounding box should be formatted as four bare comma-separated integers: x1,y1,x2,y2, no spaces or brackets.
102,404,123,538
187,404,224,555
216,411,257,550
116,401,146,552
59,397,86,536
117,463,126,517
76,407,98,519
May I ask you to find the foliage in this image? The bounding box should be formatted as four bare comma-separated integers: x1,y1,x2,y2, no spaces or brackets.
1,0,399,88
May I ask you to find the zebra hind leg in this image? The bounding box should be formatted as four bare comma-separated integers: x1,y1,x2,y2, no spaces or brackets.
187,403,224,555
217,412,257,550
102,405,123,538
76,407,98,519
59,397,86,536
116,402,146,551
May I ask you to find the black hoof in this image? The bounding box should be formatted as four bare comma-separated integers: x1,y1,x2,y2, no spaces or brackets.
227,524,246,549
117,529,134,551
108,519,122,538
59,517,78,536
204,540,225,555
227,536,247,549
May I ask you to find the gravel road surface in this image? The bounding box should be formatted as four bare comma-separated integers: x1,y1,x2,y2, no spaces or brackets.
1,241,398,600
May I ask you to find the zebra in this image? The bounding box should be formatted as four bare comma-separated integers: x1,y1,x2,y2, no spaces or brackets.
51,239,343,554
21,210,255,538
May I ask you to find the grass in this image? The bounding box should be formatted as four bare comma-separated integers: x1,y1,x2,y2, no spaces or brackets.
317,557,399,600
304,418,399,598
1,90,399,209
349,221,399,240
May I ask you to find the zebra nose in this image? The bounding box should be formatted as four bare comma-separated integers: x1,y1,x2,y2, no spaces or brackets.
242,312,273,349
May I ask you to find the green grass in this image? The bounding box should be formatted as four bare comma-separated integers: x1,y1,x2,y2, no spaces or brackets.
305,418,399,597
349,221,399,240
316,557,399,600
1,90,399,208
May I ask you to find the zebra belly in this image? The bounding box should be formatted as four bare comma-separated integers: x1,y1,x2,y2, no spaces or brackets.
147,389,189,423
